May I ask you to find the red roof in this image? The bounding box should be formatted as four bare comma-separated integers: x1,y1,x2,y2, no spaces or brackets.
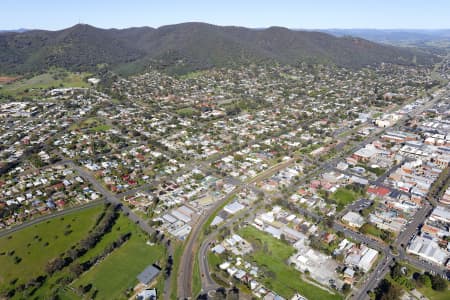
310,180,321,189
367,186,390,197
55,200,66,207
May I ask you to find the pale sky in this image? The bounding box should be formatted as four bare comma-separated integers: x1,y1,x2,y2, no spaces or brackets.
1,0,449,30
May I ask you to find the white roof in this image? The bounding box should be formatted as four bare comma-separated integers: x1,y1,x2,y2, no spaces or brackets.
171,210,191,223
219,262,230,270
342,212,365,227
212,244,226,254
264,225,281,238
358,248,378,271
210,215,224,226
178,205,194,217
234,269,246,279
431,206,450,223
354,146,377,158
162,214,177,224
170,224,191,238
224,201,245,214
344,267,355,277
408,236,448,265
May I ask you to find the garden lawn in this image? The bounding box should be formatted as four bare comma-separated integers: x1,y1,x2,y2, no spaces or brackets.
72,217,166,300
176,107,198,118
360,224,383,238
208,252,222,270
170,241,184,300
418,286,450,300
331,188,358,210
0,205,104,289
192,256,201,297
90,124,112,132
239,226,342,300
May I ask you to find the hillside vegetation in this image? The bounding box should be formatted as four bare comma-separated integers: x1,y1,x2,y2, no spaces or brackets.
0,23,438,75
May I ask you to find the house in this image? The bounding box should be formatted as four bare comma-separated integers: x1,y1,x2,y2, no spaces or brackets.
212,244,226,254
343,267,356,284
342,212,365,228
352,146,377,162
137,264,161,285
88,78,101,85
264,292,285,300
358,248,378,272
407,236,448,266
224,201,245,214
136,289,157,300
430,206,450,224
291,294,307,300
367,186,390,197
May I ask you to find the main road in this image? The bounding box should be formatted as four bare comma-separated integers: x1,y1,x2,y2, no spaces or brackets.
0,199,105,238
194,92,447,299
177,156,308,299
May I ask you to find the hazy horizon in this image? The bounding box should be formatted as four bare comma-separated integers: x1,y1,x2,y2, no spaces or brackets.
1,0,450,31
2,23,450,32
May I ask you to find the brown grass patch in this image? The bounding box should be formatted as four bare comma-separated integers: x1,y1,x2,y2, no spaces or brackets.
0,76,19,84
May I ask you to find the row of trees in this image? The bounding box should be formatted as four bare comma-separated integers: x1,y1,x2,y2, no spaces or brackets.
70,232,131,278
427,167,449,203
383,263,448,300
45,205,120,275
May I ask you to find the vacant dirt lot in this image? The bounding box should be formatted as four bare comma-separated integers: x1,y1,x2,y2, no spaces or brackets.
0,76,19,84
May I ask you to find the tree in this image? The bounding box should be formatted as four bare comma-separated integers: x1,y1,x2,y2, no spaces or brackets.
431,275,447,291
416,273,432,288
375,279,402,300
390,264,402,280
81,283,92,294
324,216,334,228
342,283,351,294
360,208,370,217
45,257,65,275
227,286,239,300
69,263,84,276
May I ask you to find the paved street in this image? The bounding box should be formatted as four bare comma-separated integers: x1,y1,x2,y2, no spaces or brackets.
191,94,448,300
177,155,306,298
0,199,105,238
0,87,446,300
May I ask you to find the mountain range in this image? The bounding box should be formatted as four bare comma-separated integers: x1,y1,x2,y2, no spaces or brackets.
0,23,439,75
321,29,450,46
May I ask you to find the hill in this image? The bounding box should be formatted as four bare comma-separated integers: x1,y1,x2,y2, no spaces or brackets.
0,23,439,75
321,29,450,45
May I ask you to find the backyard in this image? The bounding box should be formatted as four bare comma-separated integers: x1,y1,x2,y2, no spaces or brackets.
239,226,342,300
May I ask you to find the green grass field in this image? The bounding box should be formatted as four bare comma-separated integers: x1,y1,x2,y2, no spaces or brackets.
170,241,184,300
208,252,222,270
69,216,166,300
0,69,90,98
361,223,382,235
69,117,103,131
90,124,112,132
0,205,103,290
0,205,167,300
239,226,342,300
176,107,199,118
331,187,358,210
192,255,201,297
417,286,450,300
359,223,394,242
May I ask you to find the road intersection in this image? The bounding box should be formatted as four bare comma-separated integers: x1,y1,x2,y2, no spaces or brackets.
187,94,448,300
